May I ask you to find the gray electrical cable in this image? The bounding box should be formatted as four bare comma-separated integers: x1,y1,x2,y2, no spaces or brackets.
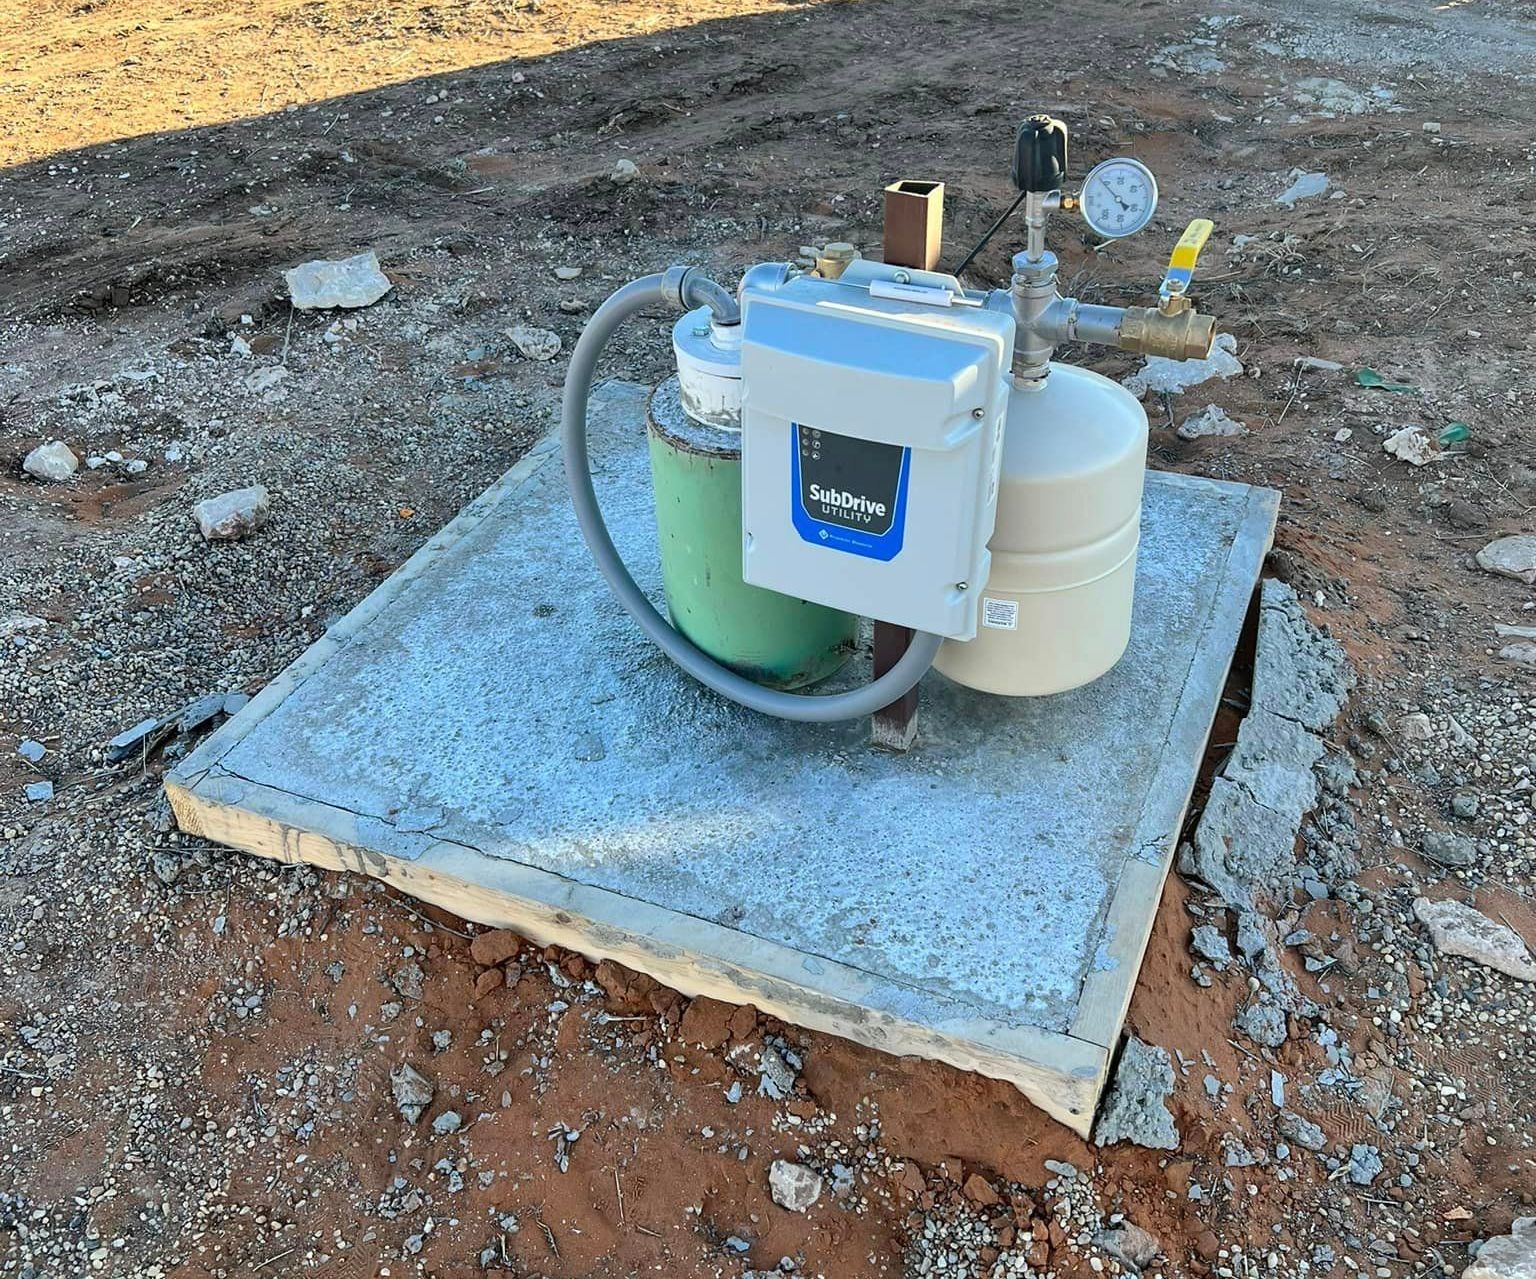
560,270,943,724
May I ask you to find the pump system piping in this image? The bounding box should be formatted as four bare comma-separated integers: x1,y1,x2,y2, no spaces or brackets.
560,269,944,723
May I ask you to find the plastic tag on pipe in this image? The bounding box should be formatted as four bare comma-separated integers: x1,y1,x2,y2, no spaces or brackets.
868,279,955,307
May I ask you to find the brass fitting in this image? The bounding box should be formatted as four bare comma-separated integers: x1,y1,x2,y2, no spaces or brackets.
1120,304,1216,362
815,242,858,280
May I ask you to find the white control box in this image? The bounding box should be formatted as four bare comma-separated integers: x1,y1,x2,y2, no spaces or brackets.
739,260,1015,640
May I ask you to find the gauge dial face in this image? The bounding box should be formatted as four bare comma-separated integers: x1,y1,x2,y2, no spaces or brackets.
1080,158,1159,239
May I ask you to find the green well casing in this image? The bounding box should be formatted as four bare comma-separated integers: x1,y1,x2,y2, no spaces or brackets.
647,378,856,690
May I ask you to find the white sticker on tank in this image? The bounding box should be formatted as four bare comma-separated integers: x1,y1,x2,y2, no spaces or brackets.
981,597,1018,630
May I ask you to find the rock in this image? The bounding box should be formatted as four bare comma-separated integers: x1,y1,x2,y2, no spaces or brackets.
1414,897,1536,982
431,1110,462,1135
150,851,182,886
553,266,582,280
0,614,47,640
23,441,79,482
1464,1216,1536,1279
1278,1110,1326,1151
1422,831,1478,868
1177,405,1247,441
1294,356,1344,372
1397,712,1434,741
962,1172,1001,1206
1477,535,1536,585
1124,332,1242,397
1252,580,1353,733
194,486,270,541
469,928,523,968
1276,170,1329,208
1094,1037,1179,1150
1347,1143,1383,1186
390,1065,435,1123
473,968,504,998
285,250,393,309
1500,640,1536,670
507,324,561,361
1382,425,1439,467
1094,1222,1161,1272
611,158,639,185
1237,1002,1287,1049
768,1160,823,1213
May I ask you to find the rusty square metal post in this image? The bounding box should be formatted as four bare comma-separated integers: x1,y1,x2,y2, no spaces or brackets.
871,179,945,753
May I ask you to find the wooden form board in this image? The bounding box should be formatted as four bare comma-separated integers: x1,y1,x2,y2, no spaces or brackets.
167,381,1278,1136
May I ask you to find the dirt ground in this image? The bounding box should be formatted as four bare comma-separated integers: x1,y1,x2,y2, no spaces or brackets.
2,0,1535,1276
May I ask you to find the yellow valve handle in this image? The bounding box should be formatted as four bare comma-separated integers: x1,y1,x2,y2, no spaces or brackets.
1162,218,1213,296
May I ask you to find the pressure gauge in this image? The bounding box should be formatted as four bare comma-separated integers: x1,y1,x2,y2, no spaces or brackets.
1079,158,1158,239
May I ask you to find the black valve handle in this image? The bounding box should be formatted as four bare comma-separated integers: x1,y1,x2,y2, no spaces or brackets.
1011,115,1069,194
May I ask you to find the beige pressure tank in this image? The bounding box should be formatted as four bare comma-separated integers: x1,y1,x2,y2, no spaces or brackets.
934,363,1149,697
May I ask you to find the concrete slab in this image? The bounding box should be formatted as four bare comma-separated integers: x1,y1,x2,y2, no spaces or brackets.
168,380,1277,1134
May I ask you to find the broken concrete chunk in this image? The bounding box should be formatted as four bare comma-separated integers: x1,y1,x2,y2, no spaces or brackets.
1123,332,1242,398
768,1159,823,1213
23,440,79,482
1177,405,1247,441
390,1063,435,1123
1464,1216,1536,1279
1252,580,1354,732
1190,924,1232,968
1223,708,1325,818
194,485,270,542
106,716,163,763
1094,1037,1179,1150
1413,897,1536,982
285,250,393,309
1477,535,1536,586
1237,1002,1288,1049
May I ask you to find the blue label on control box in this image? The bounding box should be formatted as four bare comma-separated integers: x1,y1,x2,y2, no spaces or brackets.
789,424,910,561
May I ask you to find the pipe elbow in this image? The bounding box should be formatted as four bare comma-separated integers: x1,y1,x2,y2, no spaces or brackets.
663,265,741,326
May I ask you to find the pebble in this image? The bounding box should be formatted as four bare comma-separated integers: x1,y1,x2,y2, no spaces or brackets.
611,157,639,185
